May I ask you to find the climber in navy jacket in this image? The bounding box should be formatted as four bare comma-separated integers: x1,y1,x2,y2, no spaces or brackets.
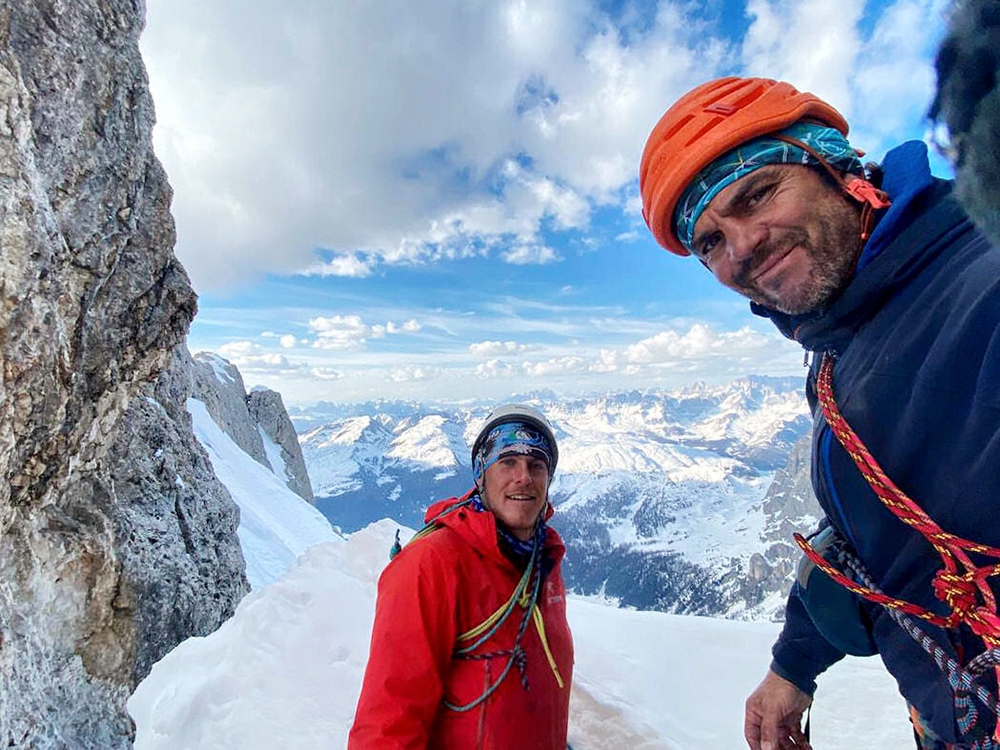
639,76,1000,749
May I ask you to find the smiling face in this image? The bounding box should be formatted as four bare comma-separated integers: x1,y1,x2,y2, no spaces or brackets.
481,454,550,541
690,164,862,315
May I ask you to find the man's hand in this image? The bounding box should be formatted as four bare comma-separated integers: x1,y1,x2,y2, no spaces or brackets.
744,669,813,750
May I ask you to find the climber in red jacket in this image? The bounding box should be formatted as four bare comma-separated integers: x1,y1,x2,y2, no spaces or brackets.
349,403,574,749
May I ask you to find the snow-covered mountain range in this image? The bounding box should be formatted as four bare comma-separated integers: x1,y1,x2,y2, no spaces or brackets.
295,376,820,620
129,357,912,749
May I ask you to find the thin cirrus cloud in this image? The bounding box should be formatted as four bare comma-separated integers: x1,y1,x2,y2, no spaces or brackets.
214,315,802,399
470,323,798,384
501,244,561,265
386,365,442,383
216,342,301,374
307,316,422,351
468,341,542,357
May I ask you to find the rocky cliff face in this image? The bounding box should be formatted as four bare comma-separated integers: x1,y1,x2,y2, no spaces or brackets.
750,432,822,618
247,386,315,503
192,352,315,503
0,2,248,746
108,347,249,685
190,353,270,467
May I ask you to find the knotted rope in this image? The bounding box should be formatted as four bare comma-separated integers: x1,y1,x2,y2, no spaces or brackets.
391,489,565,712
445,525,566,712
827,539,1000,746
795,354,1000,743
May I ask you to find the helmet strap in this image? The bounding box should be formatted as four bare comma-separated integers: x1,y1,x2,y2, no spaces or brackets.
772,133,891,247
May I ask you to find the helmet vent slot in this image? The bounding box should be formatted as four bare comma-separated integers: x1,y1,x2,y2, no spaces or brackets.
703,102,738,116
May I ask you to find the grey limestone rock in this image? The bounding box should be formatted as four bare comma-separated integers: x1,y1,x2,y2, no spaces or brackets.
108,347,250,686
248,386,315,503
190,352,315,503
0,1,246,746
191,351,269,468
727,432,822,620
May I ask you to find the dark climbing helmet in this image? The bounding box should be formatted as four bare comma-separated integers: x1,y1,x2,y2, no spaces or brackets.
471,403,559,478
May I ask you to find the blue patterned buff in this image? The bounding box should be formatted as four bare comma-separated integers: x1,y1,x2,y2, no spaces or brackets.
473,421,555,485
673,121,865,253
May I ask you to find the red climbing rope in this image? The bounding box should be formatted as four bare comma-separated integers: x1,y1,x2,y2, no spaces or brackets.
795,354,1000,741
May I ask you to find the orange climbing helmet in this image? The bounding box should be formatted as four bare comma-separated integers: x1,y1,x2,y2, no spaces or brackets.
639,76,851,256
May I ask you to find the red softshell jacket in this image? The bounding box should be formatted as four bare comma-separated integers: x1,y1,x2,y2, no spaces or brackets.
348,496,574,749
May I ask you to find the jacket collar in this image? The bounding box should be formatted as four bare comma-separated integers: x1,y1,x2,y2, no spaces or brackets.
425,493,565,566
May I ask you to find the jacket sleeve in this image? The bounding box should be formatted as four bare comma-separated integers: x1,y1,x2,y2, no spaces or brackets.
348,538,460,749
770,583,846,696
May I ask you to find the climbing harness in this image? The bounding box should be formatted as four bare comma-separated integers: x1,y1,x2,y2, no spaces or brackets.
795,354,1000,744
817,531,1000,745
445,522,565,712
390,488,565,713
796,525,878,657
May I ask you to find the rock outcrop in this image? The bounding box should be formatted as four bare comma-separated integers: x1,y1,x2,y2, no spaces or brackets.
190,352,269,467
192,352,315,503
722,432,822,620
248,386,315,503
0,2,248,746
108,347,250,685
754,432,822,610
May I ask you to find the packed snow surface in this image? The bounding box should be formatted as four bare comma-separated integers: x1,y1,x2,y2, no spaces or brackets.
187,398,340,588
131,396,912,748
131,523,911,749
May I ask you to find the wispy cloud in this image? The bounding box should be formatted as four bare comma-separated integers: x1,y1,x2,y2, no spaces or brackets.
386,365,441,383
468,322,800,385
501,243,560,265
200,314,803,404
149,0,947,405
217,341,304,376
303,253,377,279
469,341,542,356
307,315,421,350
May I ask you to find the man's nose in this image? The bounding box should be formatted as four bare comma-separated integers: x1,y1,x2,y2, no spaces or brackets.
724,219,767,263
512,459,532,483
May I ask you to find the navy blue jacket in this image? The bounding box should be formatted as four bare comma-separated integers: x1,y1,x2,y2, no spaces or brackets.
763,142,1000,742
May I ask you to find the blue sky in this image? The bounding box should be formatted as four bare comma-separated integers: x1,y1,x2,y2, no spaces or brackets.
140,0,952,406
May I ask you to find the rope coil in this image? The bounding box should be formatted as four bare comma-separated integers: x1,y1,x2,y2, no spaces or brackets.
797,354,1000,743
445,530,555,712
394,489,566,713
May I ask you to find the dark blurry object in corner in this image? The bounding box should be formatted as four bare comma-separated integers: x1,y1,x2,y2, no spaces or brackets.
930,0,1000,248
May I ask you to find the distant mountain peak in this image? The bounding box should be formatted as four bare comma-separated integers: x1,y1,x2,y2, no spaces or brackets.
301,376,814,620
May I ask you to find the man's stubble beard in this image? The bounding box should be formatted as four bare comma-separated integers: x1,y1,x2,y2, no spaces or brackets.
733,203,862,316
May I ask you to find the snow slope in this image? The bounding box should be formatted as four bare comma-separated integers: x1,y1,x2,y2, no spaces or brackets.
130,523,911,749
187,398,341,588
129,397,912,748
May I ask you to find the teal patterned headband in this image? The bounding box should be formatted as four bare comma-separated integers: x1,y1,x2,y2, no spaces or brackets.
473,421,555,483
673,121,864,253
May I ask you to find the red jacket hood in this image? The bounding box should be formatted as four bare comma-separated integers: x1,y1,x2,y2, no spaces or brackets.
423,490,564,564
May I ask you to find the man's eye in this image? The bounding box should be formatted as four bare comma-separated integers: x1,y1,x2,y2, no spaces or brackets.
746,183,775,206
695,233,721,259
